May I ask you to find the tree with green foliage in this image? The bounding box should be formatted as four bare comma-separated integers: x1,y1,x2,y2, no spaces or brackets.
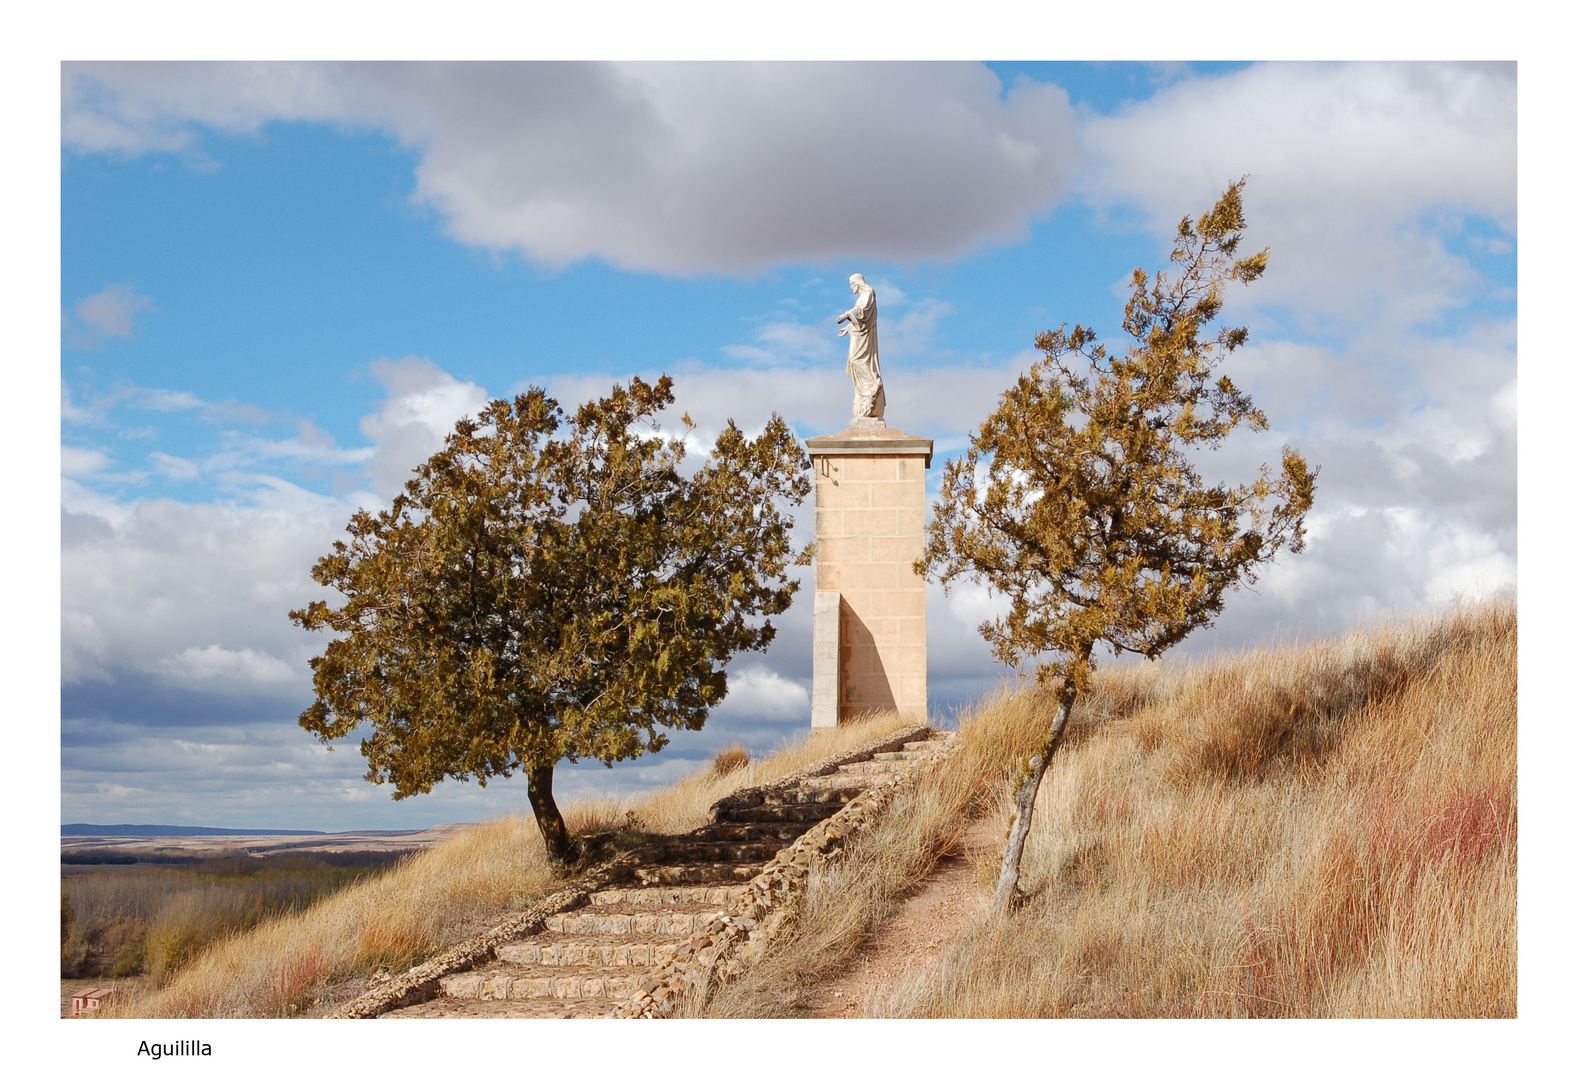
292,376,810,868
919,182,1317,909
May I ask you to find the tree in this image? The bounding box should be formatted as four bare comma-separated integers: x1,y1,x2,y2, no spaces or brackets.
919,182,1317,910
291,376,810,868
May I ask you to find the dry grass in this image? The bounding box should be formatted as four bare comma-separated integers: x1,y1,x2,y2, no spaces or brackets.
108,712,913,1018
710,743,752,775
863,597,1516,1018
687,689,1056,1017
106,597,1517,1022
61,854,404,983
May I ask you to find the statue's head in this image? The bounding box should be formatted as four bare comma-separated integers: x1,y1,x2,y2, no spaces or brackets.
849,272,870,294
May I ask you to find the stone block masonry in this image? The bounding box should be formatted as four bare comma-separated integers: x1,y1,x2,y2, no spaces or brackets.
811,591,841,728
805,427,933,726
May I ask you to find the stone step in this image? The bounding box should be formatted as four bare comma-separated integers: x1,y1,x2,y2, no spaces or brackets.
544,909,717,936
716,801,846,823
835,760,906,775
498,934,679,968
762,785,865,804
441,967,643,1001
795,775,875,793
640,840,782,863
633,862,764,886
589,885,749,908
872,748,938,761
385,995,622,1019
902,740,938,752
690,821,813,843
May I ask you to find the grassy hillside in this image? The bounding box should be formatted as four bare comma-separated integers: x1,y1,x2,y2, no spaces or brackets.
699,597,1515,1018
100,600,1514,1019
103,713,913,1018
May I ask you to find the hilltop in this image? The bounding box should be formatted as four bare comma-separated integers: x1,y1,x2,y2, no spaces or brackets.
86,598,1514,1019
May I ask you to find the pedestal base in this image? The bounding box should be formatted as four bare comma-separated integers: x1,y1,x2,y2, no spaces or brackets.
805,425,933,725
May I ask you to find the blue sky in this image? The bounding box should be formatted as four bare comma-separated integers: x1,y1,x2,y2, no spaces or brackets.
58,61,1518,831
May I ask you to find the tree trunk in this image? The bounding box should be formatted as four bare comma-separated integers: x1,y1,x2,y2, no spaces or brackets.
994,689,1078,911
526,764,576,870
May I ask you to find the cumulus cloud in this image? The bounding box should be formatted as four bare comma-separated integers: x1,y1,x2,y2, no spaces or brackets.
1078,62,1515,332
1039,60,1519,659
59,359,493,696
147,644,297,689
358,356,490,497
63,62,1079,274
65,284,154,346
61,446,113,478
710,665,811,723
58,355,509,825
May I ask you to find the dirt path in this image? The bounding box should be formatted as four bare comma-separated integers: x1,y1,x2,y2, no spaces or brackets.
802,815,1000,1018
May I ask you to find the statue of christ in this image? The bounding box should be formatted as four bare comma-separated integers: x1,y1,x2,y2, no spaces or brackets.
836,273,885,425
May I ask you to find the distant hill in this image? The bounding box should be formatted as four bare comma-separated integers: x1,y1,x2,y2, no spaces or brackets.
63,823,329,837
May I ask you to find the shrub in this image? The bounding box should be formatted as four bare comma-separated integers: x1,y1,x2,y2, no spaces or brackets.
711,744,751,775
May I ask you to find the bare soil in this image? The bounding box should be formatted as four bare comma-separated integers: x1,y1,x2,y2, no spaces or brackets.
802,815,1000,1018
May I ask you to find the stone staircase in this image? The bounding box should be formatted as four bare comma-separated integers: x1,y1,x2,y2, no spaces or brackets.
380,732,944,1018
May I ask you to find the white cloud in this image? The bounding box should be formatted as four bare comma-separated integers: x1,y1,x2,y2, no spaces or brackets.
1062,64,1516,654
149,451,200,481
712,665,811,722
60,477,354,688
67,284,154,344
62,383,97,424
58,358,496,697
358,356,490,498
61,446,113,478
137,388,204,412
61,611,110,683
1078,62,1515,331
882,298,954,358
1489,378,1516,438
722,320,839,367
147,644,297,688
222,420,374,471
64,62,1080,274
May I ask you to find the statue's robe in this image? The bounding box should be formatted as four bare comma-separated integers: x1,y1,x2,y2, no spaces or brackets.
844,288,885,420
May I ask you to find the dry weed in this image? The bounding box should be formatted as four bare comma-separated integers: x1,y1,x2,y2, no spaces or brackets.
710,744,751,775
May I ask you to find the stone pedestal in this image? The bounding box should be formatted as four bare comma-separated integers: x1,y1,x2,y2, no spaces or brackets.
805,426,933,727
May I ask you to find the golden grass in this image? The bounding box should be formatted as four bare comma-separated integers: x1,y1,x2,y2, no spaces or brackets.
710,743,752,775
61,855,400,983
109,597,1518,1021
865,597,1515,1018
109,712,913,1018
689,691,1050,1017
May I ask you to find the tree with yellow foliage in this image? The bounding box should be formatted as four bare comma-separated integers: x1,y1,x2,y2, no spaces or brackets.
293,377,810,869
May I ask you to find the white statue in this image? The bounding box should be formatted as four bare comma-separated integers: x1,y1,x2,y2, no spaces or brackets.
836,273,885,426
